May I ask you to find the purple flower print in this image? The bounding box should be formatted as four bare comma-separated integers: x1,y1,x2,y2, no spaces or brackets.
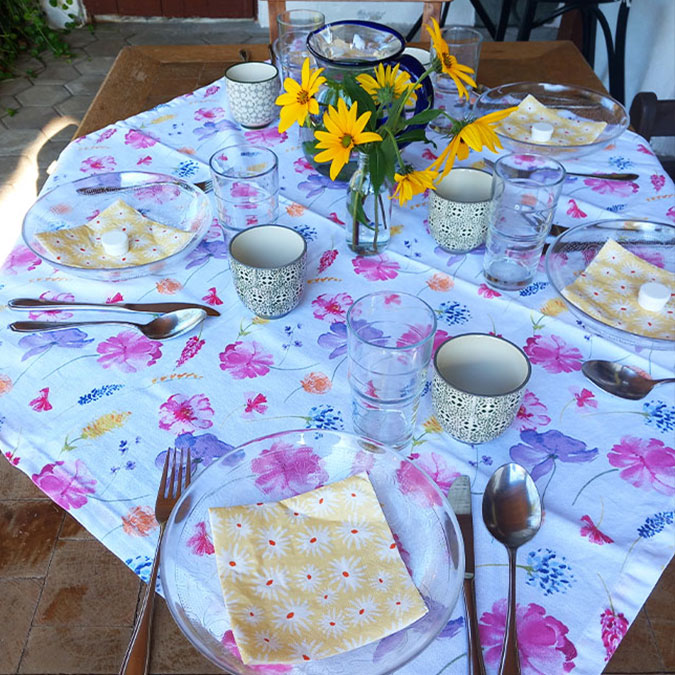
185,239,228,268
298,174,345,199
32,459,96,511
134,183,181,203
203,85,220,97
317,320,386,359
154,431,239,469
584,177,638,196
124,129,157,149
243,127,287,145
193,119,238,140
95,127,117,143
510,429,598,481
666,206,675,223
194,107,226,122
650,174,666,192
19,329,94,361
96,331,162,373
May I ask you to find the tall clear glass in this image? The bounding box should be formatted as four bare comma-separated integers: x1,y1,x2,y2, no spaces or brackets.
483,154,565,290
276,9,325,39
272,32,317,82
347,292,437,450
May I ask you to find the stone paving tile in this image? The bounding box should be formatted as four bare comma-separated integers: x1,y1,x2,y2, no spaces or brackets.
55,95,93,117
0,93,19,113
1,105,62,130
72,55,117,75
65,74,107,96
64,30,98,48
0,578,43,674
0,128,47,156
0,77,33,96
33,63,80,85
13,56,47,76
83,38,128,58
125,30,209,46
16,84,70,107
0,156,33,185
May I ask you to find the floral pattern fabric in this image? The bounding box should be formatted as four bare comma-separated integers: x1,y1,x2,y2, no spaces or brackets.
0,73,673,675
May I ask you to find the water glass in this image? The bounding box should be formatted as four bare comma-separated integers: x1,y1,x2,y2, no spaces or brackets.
209,145,279,231
276,9,325,39
272,32,316,82
430,26,482,133
346,292,437,450
483,154,565,290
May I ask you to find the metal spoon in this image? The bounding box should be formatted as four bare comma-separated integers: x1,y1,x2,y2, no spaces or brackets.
582,360,675,400
482,463,542,675
8,308,207,340
481,157,638,182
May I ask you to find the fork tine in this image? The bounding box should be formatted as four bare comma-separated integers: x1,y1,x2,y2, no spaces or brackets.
168,447,178,498
185,447,192,487
157,448,171,505
176,447,184,497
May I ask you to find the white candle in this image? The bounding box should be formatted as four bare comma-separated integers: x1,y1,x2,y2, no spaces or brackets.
637,282,670,312
531,122,554,143
101,230,129,256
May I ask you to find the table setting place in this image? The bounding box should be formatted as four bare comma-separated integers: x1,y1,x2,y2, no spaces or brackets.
1,13,674,675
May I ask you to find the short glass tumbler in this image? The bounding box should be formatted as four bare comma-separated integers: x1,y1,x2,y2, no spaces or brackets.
276,9,325,39
209,145,279,231
483,154,565,290
347,292,437,449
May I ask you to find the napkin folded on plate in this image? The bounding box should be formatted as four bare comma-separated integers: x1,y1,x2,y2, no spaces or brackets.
562,238,675,339
208,472,428,665
500,94,607,145
36,198,192,268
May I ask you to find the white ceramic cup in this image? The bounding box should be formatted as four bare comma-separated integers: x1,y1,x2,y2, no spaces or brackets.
229,224,307,319
403,47,431,68
432,333,531,444
224,62,280,129
429,168,494,253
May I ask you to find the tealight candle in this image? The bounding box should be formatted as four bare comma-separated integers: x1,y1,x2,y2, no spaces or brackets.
531,122,554,142
100,230,129,256
638,282,670,312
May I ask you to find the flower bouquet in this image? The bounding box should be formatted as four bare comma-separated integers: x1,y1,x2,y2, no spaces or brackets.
276,19,516,256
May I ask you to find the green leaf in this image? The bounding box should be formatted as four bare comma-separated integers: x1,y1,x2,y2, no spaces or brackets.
395,128,430,145
405,108,443,126
341,74,376,118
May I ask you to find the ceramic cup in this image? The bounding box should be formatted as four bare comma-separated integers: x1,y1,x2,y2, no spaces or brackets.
429,168,494,253
224,62,280,129
432,333,531,444
229,224,307,319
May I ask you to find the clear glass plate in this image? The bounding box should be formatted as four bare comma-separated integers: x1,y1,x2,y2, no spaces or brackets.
160,429,464,675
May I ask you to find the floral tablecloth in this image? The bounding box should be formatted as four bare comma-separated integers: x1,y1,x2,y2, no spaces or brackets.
1,75,674,675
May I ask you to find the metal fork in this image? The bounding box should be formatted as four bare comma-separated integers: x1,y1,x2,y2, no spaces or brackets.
119,447,192,675
77,179,212,196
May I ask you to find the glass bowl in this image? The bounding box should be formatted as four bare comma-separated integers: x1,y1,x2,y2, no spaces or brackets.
22,171,212,282
545,219,675,350
160,429,464,675
473,82,628,160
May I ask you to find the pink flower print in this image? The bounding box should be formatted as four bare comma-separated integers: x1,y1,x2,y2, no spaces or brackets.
95,127,117,143
243,392,268,419
28,291,75,320
244,127,287,145
572,387,597,408
194,107,226,122
312,293,353,321
5,451,19,466
396,460,442,507
219,341,274,379
30,388,52,412
202,287,223,306
186,521,215,556
584,177,639,196
666,206,675,223
106,292,124,303
397,323,434,347
479,599,577,673
580,515,614,545
136,155,152,165
352,255,400,281
328,212,345,225
231,181,260,199
600,608,629,661
251,440,328,497
478,283,501,298
159,393,214,434
566,198,587,219
96,331,162,373
607,436,675,495
637,143,654,155
416,453,460,495
651,174,666,192
318,248,338,272
176,335,204,367
517,391,551,430
293,157,314,173
124,129,157,149
221,631,292,673
32,459,96,511
432,329,451,355
204,85,220,97
524,335,583,374
384,293,401,305
80,155,116,172
1,245,42,274
422,148,438,161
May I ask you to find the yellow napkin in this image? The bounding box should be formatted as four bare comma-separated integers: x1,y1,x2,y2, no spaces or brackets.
208,473,428,665
562,238,675,339
36,199,192,268
500,94,607,145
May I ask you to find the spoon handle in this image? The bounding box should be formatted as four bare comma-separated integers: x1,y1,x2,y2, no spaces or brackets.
655,377,675,385
9,320,137,333
500,548,521,675
464,577,487,675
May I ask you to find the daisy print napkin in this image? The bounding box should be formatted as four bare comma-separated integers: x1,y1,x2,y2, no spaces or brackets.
208,472,428,665
36,198,192,268
562,238,675,339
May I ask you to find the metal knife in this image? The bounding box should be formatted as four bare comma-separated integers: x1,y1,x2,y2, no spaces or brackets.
448,475,487,675
8,298,221,317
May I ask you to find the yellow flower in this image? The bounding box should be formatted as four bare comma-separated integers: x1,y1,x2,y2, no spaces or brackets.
392,167,438,206
431,107,517,179
314,99,382,180
275,58,326,133
81,411,131,439
423,416,442,433
356,63,416,105
426,18,476,100
252,316,269,325
541,298,568,317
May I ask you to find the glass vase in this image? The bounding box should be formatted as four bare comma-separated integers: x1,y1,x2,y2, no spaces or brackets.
346,152,392,256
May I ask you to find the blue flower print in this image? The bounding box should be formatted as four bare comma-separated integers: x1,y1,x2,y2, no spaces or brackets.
606,204,627,213
193,119,238,140
185,239,228,269
19,328,94,361
290,224,317,241
174,159,200,178
643,400,675,433
125,555,152,582
298,174,344,199
78,384,125,405
155,431,238,469
519,281,548,297
436,301,471,326
525,548,575,595
307,405,344,430
637,511,673,539
609,156,634,170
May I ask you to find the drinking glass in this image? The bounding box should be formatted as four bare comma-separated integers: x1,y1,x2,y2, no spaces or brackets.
346,291,437,449
272,32,316,82
209,145,279,231
483,154,565,290
276,9,325,39
430,25,482,133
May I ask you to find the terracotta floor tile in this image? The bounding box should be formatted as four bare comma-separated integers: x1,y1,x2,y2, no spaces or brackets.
0,578,42,674
646,557,675,623
34,539,140,627
605,608,665,673
0,457,49,500
59,513,94,540
148,598,222,674
0,500,63,577
18,625,132,674
650,618,675,671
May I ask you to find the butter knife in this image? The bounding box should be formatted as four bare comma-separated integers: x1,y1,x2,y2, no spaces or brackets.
8,298,220,317
448,475,487,675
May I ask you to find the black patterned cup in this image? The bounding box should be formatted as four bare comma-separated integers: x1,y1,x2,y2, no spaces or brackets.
229,224,307,319
224,62,280,129
432,333,531,444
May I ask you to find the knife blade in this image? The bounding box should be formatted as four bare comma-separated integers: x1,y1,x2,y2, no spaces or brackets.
448,475,487,675
8,298,221,317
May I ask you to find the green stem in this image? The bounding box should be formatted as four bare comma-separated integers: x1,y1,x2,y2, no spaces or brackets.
433,653,466,675
269,363,319,371
540,458,556,507
44,353,98,380
13,346,53,386
572,468,620,505
331,356,346,382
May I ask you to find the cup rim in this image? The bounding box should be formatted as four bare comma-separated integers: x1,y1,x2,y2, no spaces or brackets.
439,25,484,44
433,332,532,397
346,291,437,350
277,8,325,28
433,167,493,204
209,145,279,179
228,223,307,270
224,61,279,84
495,153,566,188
